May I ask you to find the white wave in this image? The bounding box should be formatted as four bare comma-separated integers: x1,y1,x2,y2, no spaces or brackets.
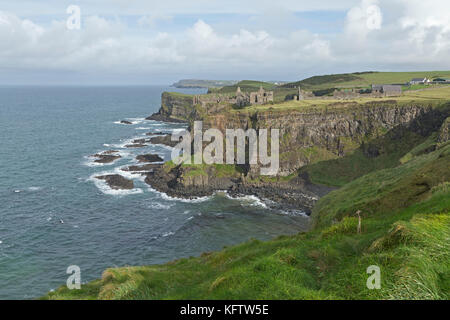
14,189,22,193
114,117,147,125
135,127,151,130
147,186,212,203
114,167,144,180
279,209,309,217
28,187,42,191
161,192,211,203
162,232,175,237
109,136,151,149
88,173,143,196
147,202,174,210
225,193,268,208
82,153,123,168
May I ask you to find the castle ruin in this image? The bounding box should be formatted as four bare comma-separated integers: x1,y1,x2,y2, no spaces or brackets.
193,86,274,108
236,86,274,107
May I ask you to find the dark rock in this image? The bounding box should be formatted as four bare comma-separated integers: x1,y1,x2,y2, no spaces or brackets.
101,150,120,155
92,151,121,163
95,174,134,190
146,131,171,136
125,143,148,148
149,135,179,148
122,163,160,172
136,154,164,163
143,164,334,214
146,113,186,123
132,138,151,144
120,120,133,125
438,117,449,144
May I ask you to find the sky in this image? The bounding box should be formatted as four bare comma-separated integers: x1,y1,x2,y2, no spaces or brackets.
1,0,450,85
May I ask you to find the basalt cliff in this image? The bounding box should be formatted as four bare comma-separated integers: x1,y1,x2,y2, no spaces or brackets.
144,91,449,213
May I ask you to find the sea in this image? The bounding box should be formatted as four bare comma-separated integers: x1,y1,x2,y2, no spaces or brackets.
0,86,309,299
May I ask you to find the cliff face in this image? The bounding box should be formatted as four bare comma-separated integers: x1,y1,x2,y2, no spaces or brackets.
150,93,438,176
202,102,433,175
147,92,197,122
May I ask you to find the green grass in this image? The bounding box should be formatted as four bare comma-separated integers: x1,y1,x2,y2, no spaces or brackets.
43,118,450,300
231,86,450,113
163,91,195,98
210,80,276,94
284,71,450,91
44,191,449,299
163,159,244,178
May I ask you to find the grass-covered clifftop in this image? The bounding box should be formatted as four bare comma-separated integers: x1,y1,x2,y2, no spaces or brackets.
43,104,450,300
283,71,450,90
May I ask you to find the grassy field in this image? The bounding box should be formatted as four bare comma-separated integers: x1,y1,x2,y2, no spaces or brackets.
209,80,276,93
43,106,450,300
168,72,450,106
285,71,450,90
231,86,450,113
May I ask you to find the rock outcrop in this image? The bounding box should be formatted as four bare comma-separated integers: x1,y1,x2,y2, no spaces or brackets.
91,151,121,164
146,92,197,123
125,143,148,148
438,117,450,144
201,102,434,175
149,135,179,148
144,164,333,214
136,154,164,163
96,174,134,190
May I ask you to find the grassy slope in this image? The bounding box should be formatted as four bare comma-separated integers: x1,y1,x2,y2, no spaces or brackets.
44,119,450,300
169,72,450,106
235,86,450,113
285,71,450,90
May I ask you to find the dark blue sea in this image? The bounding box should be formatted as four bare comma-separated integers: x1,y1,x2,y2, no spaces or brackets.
0,86,309,299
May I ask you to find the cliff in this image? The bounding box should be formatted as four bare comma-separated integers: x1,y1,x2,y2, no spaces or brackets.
42,84,450,301
44,111,450,300
146,90,448,179
147,92,197,123
202,102,435,175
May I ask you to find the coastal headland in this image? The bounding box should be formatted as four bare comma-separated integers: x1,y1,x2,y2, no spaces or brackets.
45,72,450,300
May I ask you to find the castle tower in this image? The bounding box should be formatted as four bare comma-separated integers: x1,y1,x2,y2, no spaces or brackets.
298,86,304,101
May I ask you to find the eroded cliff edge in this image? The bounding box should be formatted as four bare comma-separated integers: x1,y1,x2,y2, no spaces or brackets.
144,92,447,212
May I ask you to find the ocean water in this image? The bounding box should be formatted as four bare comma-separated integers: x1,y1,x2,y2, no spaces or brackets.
0,86,309,299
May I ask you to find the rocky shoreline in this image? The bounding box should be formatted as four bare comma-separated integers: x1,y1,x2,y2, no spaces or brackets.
146,112,186,123
94,114,335,214
143,163,334,215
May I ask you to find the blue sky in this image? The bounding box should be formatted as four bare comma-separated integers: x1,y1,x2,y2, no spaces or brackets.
0,0,449,85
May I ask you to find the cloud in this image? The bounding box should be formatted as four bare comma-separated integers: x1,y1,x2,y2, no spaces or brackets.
344,0,383,43
0,0,450,84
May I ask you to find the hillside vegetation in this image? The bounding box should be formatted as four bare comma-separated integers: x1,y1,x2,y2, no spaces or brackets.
204,72,450,104
44,103,450,300
284,71,450,90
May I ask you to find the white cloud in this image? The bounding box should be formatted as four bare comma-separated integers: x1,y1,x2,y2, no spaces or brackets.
1,0,450,84
344,0,383,43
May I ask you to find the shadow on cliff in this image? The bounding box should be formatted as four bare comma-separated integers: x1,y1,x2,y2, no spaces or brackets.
300,103,450,187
